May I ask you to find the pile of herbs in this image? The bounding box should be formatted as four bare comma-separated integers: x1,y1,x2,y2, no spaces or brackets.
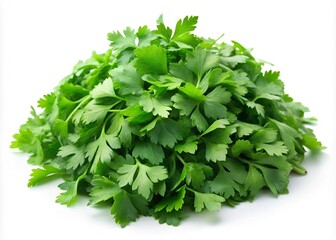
11,16,324,227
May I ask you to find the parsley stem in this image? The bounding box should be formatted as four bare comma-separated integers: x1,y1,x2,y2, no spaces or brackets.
237,157,254,166
219,63,233,72
78,166,89,181
174,152,186,165
65,95,91,123
108,109,123,113
185,186,196,193
109,100,123,110
215,33,225,43
115,95,126,101
73,96,90,103
101,112,115,133
289,160,307,175
134,157,141,165
195,75,201,88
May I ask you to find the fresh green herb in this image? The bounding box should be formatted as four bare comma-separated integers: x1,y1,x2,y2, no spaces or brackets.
11,15,324,227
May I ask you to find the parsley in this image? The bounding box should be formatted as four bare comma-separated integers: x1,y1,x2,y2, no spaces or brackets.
11,15,325,227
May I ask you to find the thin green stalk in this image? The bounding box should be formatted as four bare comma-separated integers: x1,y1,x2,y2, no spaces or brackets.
289,160,307,175
65,95,91,123
174,152,186,165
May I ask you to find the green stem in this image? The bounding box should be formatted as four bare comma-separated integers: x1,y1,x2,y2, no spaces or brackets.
195,75,201,88
174,152,186,165
73,95,89,103
101,112,115,134
75,164,90,185
289,161,307,175
185,186,196,194
115,95,126,101
219,63,234,72
108,109,123,113
238,157,251,166
214,33,225,43
110,100,124,110
134,157,142,166
65,95,91,123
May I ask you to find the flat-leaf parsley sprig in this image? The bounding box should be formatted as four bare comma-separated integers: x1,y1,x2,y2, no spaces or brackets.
11,15,324,227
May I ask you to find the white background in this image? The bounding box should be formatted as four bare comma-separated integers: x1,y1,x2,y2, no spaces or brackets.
1,0,335,239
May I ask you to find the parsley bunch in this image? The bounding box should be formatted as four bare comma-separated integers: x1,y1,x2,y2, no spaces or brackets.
11,16,324,227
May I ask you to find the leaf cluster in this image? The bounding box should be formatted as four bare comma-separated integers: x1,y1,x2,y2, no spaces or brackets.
11,15,324,227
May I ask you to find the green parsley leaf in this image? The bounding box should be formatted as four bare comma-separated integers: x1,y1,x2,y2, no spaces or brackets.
172,16,199,47
109,65,143,95
155,185,186,212
179,82,206,102
302,133,325,151
190,105,208,132
139,92,172,118
11,129,44,165
209,161,247,198
28,165,63,187
255,141,288,156
220,55,248,67
56,180,78,206
57,144,86,170
269,119,301,157
203,86,231,119
147,118,183,148
243,165,266,197
179,162,213,189
107,27,136,52
171,93,198,116
192,190,225,212
82,100,111,124
111,190,149,227
175,137,198,154
134,45,168,75
117,158,168,198
186,46,219,80
231,139,254,157
85,126,121,173
205,142,228,162
88,175,120,205
153,209,183,226
132,141,165,165
155,15,173,42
